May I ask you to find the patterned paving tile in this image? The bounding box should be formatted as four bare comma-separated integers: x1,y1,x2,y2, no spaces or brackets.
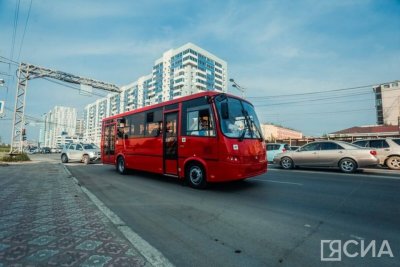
0,231,11,239
28,235,57,246
26,249,59,262
48,236,82,250
0,243,10,252
109,256,146,267
0,163,148,266
81,255,112,267
31,225,57,233
76,240,103,251
97,242,128,255
72,229,95,238
47,250,88,266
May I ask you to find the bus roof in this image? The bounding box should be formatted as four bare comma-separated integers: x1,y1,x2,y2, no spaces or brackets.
103,91,247,121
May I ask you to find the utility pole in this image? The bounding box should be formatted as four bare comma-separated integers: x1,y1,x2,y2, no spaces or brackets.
10,62,120,154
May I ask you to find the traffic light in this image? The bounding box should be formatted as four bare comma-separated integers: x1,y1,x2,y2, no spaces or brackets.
22,128,26,141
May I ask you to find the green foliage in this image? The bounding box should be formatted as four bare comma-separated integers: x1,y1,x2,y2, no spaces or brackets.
0,146,10,152
1,153,31,162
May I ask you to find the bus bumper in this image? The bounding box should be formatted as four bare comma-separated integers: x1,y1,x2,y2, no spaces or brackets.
209,161,267,182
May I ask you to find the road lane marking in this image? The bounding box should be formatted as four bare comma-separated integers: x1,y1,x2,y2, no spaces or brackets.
252,178,303,186
63,165,174,267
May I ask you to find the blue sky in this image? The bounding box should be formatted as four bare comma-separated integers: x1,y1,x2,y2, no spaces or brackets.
0,0,399,143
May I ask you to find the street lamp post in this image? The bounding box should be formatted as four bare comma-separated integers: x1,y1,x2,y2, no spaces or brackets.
229,78,246,98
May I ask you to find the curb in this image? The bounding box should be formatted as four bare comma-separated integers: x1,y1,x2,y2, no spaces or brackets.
61,164,174,267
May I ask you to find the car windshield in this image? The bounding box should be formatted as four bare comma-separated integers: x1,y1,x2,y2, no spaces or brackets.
215,96,263,140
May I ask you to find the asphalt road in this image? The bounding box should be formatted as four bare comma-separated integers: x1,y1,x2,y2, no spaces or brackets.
59,157,400,266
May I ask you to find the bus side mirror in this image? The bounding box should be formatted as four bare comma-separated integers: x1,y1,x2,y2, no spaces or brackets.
221,102,229,119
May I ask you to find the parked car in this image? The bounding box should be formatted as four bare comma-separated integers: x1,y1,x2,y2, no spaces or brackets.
273,141,379,173
41,147,51,154
352,138,400,170
266,143,290,162
61,143,101,165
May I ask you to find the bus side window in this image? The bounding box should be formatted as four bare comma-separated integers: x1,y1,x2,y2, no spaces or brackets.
145,109,163,137
130,113,145,138
186,108,215,137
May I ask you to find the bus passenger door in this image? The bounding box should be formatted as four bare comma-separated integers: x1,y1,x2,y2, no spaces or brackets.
102,123,116,164
163,112,178,175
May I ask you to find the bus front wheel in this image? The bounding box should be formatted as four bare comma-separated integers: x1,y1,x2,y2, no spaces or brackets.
117,156,127,175
186,163,207,189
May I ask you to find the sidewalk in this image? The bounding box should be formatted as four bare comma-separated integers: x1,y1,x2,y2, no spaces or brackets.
0,161,148,266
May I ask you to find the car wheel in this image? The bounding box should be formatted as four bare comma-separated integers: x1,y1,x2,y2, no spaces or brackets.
61,154,68,163
280,157,294,169
116,156,127,175
339,158,357,173
386,156,400,170
186,163,207,189
83,155,90,165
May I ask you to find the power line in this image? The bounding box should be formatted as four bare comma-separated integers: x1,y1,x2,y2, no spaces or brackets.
263,107,375,117
0,56,20,66
247,83,379,99
17,0,33,62
254,91,371,107
43,77,110,98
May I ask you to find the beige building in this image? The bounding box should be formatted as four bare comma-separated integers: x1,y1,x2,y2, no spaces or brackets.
374,81,400,125
261,124,303,142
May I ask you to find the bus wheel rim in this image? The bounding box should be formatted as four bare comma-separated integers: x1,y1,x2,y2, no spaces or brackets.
189,166,202,185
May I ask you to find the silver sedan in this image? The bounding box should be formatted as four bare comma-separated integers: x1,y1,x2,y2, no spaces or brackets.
273,141,379,173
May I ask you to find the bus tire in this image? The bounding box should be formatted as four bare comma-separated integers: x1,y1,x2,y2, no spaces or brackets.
117,156,127,175
186,162,207,189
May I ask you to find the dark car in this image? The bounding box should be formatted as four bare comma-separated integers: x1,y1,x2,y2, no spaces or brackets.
41,147,51,154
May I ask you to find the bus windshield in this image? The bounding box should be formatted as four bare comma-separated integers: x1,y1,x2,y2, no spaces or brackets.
215,96,263,140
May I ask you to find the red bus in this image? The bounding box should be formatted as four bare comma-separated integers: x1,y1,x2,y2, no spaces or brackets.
101,91,267,188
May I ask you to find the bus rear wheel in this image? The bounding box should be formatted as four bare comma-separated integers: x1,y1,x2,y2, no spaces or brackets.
117,156,127,175
186,163,207,189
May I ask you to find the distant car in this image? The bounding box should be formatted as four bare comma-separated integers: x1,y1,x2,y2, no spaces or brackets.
273,141,379,173
61,143,101,165
352,138,400,170
41,147,51,154
266,143,290,162
289,146,300,151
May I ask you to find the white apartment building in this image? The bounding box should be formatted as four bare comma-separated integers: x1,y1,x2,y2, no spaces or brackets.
84,43,228,146
76,118,85,137
374,81,400,125
40,106,77,148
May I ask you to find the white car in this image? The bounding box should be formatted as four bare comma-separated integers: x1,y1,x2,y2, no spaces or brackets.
61,143,101,164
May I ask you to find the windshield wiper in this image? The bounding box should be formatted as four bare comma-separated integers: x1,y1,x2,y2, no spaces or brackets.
249,118,264,141
238,127,247,141
239,110,254,141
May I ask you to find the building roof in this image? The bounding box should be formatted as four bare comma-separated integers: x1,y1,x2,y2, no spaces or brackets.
330,125,399,135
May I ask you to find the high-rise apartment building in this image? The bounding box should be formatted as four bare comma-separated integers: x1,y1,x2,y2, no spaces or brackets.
40,106,77,148
374,81,400,125
84,43,228,145
75,118,85,137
